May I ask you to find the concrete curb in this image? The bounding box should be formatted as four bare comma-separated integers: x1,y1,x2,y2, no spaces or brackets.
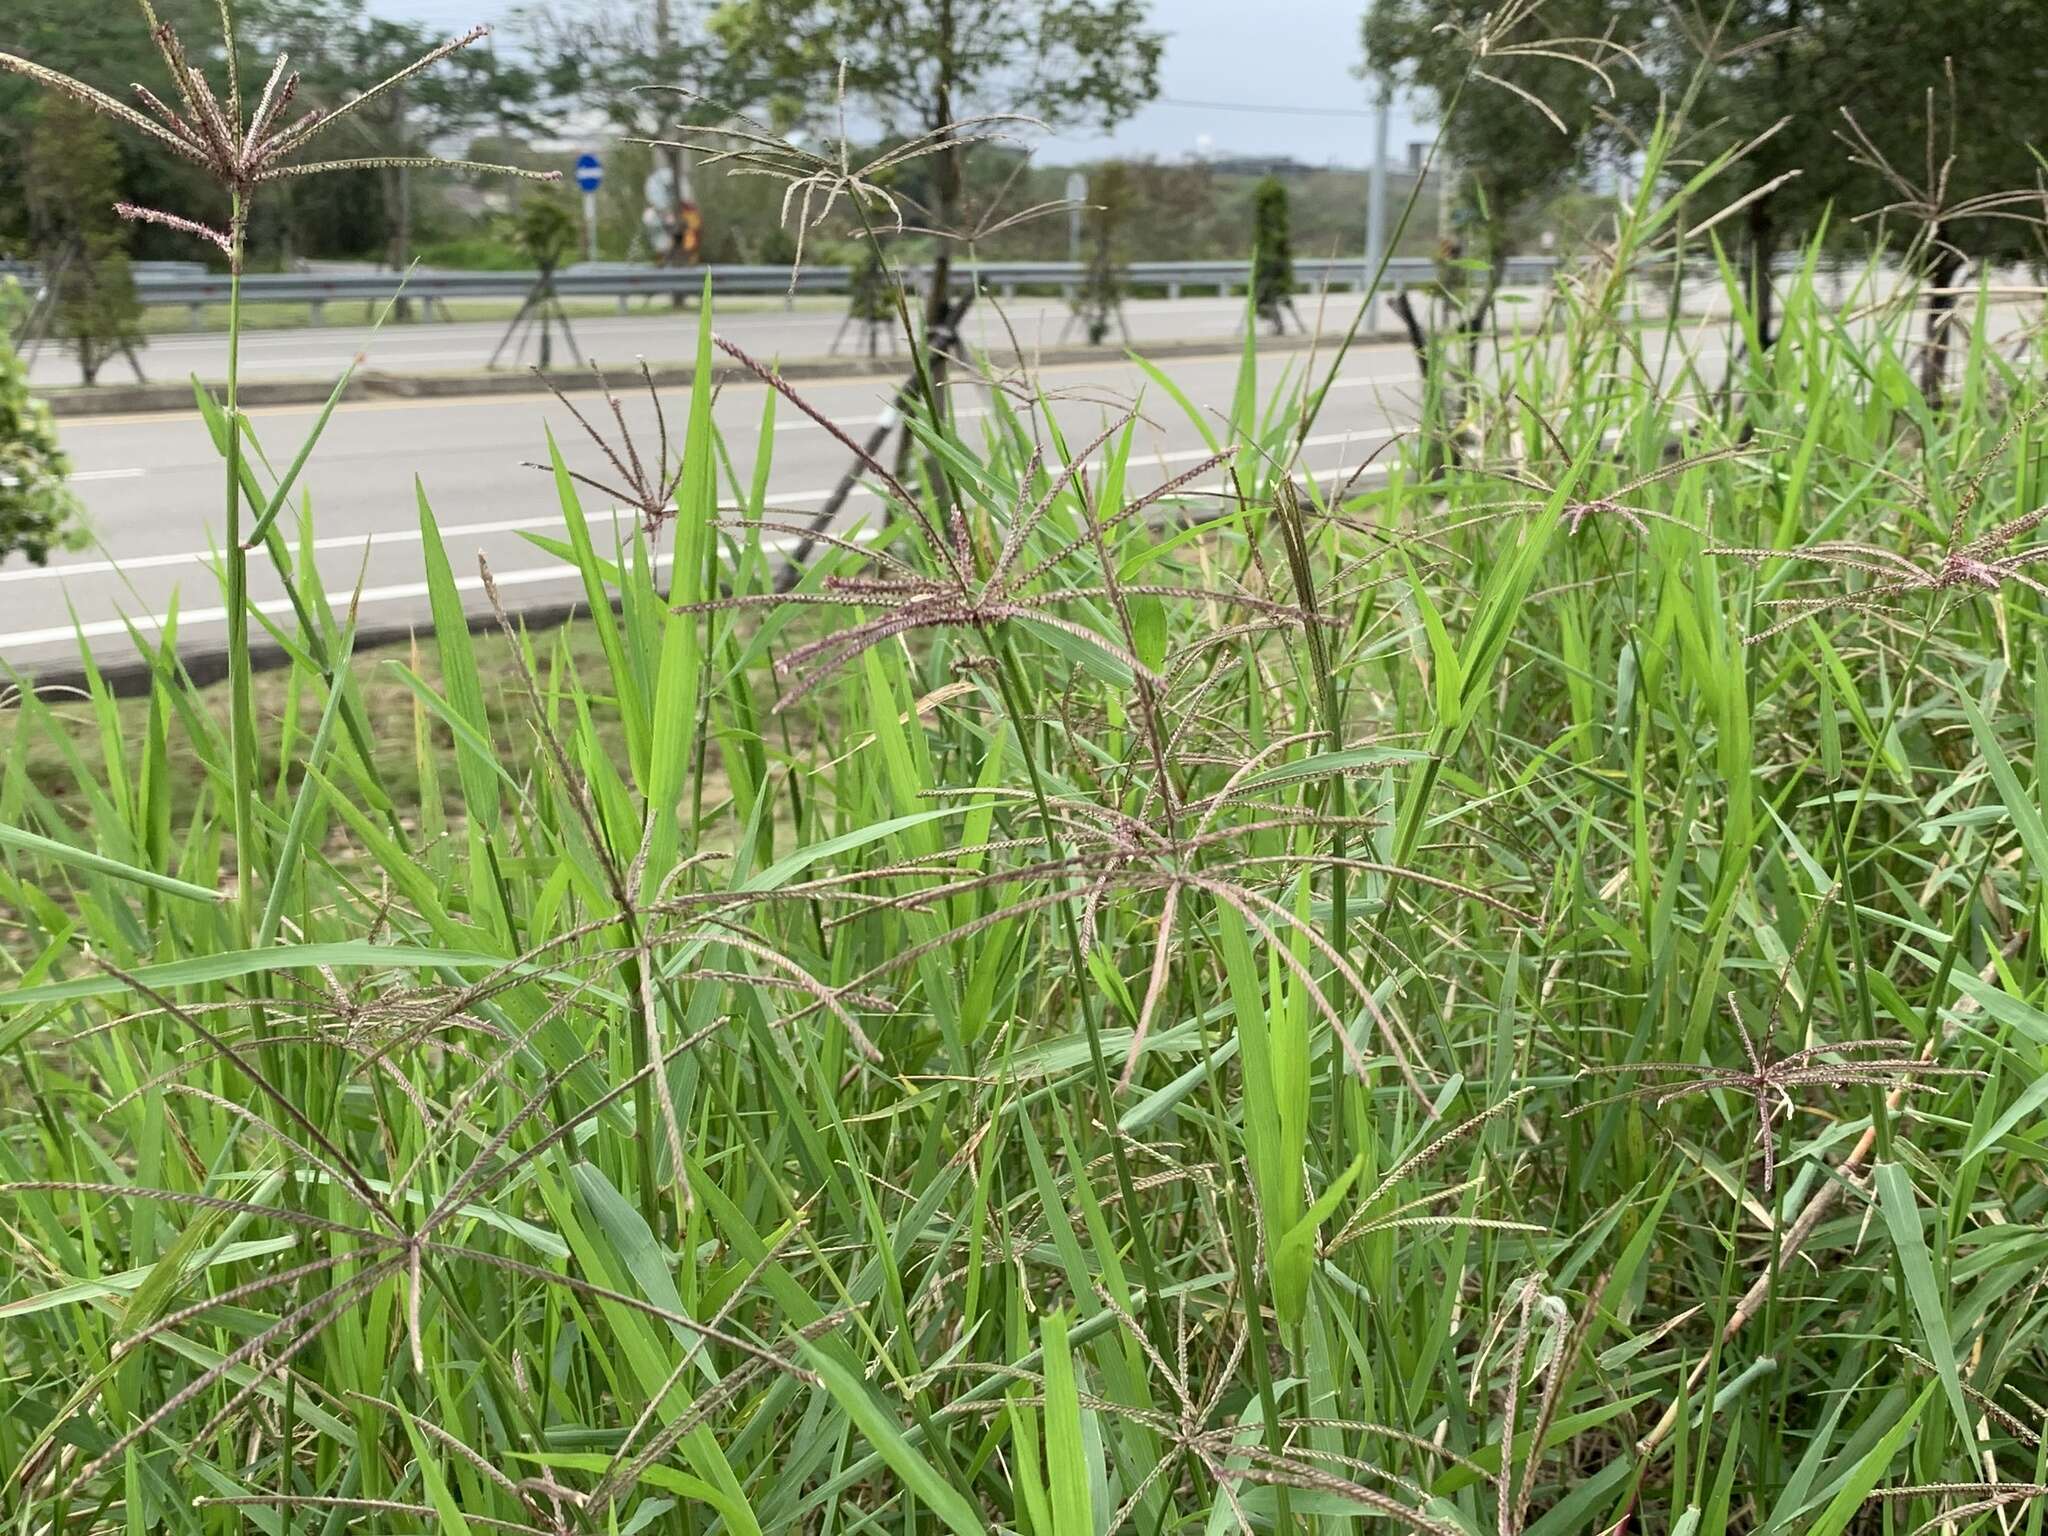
15,600,599,703
43,329,1370,418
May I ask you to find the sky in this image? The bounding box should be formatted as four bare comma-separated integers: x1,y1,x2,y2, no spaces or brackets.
371,0,1433,169
1027,0,1430,167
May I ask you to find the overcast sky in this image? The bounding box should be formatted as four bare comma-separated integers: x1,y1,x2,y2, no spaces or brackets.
1028,0,1430,167
374,0,1432,167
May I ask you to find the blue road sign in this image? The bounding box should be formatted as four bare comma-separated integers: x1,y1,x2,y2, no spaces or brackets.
574,153,602,193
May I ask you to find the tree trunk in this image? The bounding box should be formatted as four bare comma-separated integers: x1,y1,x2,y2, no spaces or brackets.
919,0,960,428
1745,201,1775,350
1920,238,1963,410
1387,289,1455,473
922,149,958,382
385,87,414,322
397,163,412,275
1387,289,1428,363
383,165,416,323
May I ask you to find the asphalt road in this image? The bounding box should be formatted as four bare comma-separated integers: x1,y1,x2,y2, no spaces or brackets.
5,339,1435,677
25,294,1296,391
24,280,1635,392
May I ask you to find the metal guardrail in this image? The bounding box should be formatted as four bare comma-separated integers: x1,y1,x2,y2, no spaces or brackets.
22,254,1561,318
1,259,210,284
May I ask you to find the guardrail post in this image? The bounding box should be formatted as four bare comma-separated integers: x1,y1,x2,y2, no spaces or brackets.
124,257,1561,326
309,299,325,324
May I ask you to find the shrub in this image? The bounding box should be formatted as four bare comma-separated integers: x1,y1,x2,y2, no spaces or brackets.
0,278,84,565
1072,159,1131,345
515,192,581,273
1250,174,1294,332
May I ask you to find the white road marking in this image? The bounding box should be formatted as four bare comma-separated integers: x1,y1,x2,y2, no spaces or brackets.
773,406,989,435
0,494,870,586
68,468,147,482
1,561,664,648
13,428,1398,591
1,451,1395,650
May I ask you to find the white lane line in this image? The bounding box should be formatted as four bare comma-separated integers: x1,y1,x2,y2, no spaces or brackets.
1,561,665,648
69,468,147,482
774,406,988,435
17,428,1399,589
2,452,1394,651
0,491,867,586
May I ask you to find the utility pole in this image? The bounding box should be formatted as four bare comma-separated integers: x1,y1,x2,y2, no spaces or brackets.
653,0,688,272
1363,75,1390,334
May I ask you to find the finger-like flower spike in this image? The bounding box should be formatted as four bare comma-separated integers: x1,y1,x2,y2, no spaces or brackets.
525,361,688,535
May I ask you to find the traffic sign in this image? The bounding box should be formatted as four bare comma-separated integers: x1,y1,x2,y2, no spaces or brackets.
574,153,602,193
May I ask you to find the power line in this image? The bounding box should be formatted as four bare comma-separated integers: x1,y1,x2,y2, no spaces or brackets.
1156,95,1381,119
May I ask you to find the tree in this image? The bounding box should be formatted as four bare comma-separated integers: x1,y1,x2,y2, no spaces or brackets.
1646,5,1863,350
1250,176,1295,336
715,0,1165,409
1657,0,2048,394
517,192,579,272
23,96,142,385
0,0,223,263
1072,161,1130,345
837,240,900,355
849,242,897,325
507,192,580,368
0,280,84,566
1372,0,2047,386
519,0,749,268
1361,0,1651,292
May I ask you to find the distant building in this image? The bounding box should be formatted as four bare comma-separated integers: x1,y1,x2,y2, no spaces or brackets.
1205,154,1319,178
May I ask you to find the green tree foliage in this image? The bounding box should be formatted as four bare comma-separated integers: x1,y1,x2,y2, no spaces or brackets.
716,0,1165,382
1652,5,1863,345
23,97,141,386
0,280,84,565
517,0,753,266
0,0,220,262
1673,0,2048,382
1250,176,1294,334
516,192,580,274
520,0,742,141
1368,0,2048,374
848,241,897,324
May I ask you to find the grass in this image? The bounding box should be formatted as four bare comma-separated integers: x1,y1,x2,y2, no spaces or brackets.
7,85,2048,1536
0,622,624,841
